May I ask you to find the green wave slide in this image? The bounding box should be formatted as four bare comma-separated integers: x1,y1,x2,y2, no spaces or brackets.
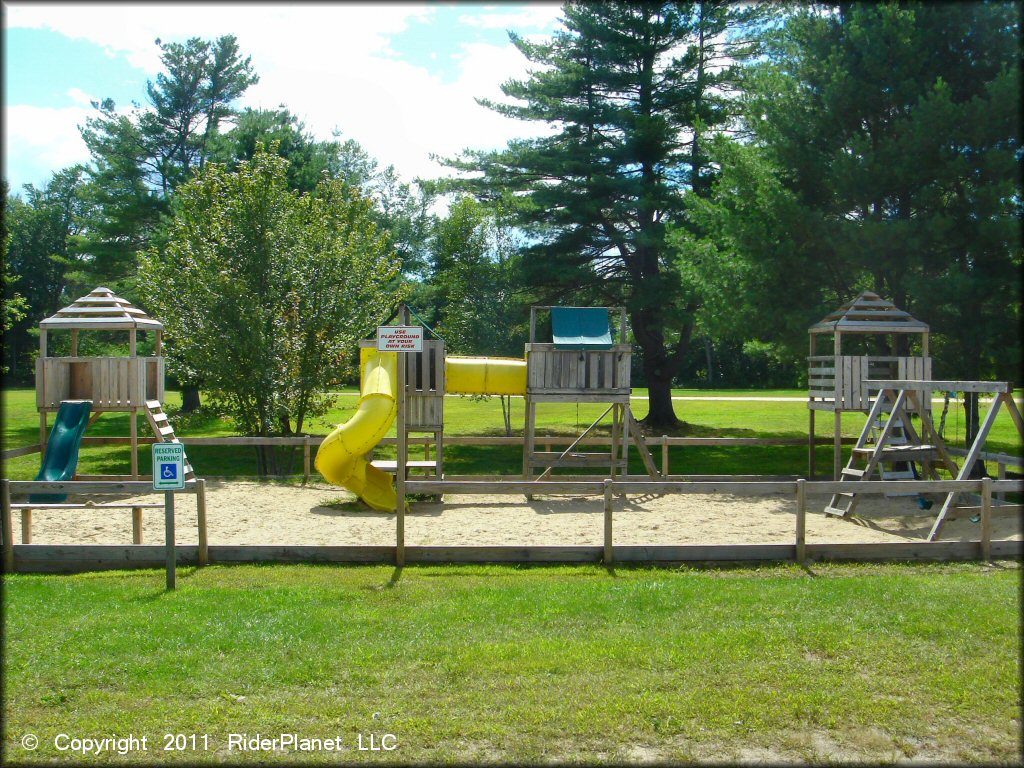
30,399,92,504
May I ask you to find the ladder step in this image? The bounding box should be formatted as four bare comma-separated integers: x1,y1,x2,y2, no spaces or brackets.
824,505,850,517
841,468,865,478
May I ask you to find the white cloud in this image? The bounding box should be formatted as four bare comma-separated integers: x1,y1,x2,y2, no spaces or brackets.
4,3,556,187
3,105,93,189
457,5,562,30
66,87,96,107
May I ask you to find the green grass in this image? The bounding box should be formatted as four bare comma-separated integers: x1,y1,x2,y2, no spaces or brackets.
2,562,1019,764
4,387,1021,480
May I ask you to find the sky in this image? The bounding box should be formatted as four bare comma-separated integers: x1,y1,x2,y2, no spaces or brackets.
2,2,564,195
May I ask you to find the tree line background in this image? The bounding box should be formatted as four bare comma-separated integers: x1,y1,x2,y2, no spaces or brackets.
3,1,1020,433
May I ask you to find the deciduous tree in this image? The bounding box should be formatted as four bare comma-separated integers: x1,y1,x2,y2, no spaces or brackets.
140,148,402,474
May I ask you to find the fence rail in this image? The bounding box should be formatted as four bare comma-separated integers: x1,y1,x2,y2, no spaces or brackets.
2,476,1021,573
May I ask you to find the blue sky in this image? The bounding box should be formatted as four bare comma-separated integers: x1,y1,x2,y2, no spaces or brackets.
3,2,562,194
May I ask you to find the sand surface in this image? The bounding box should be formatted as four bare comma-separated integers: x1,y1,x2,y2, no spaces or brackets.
11,480,1021,547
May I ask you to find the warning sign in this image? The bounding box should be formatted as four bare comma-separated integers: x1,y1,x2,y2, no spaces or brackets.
377,326,423,352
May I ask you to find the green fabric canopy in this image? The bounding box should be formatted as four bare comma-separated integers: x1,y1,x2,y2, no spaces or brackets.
550,307,613,350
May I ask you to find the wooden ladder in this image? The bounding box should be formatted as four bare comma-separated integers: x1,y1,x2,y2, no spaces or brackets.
144,400,195,479
825,389,909,517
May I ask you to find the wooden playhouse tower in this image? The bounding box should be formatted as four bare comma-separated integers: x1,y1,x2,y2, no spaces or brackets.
522,306,660,481
807,292,931,479
35,286,191,480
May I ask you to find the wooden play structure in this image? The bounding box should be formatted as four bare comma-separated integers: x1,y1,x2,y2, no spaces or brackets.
522,306,660,483
827,379,1024,540
20,287,198,544
807,292,931,479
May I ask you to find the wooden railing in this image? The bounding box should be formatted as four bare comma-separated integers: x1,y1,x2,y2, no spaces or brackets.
36,356,164,410
3,476,1020,573
808,355,930,410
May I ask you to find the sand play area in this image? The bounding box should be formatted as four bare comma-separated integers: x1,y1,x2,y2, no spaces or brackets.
10,480,1022,547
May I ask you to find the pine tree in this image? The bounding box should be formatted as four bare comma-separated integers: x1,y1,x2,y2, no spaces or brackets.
445,2,766,427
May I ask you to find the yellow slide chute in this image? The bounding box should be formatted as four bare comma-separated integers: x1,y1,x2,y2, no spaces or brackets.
315,347,400,511
316,349,527,511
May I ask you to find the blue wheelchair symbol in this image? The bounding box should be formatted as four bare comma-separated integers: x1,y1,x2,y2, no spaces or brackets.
160,463,178,480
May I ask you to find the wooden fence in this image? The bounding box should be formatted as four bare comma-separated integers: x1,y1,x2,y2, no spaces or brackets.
2,476,1020,574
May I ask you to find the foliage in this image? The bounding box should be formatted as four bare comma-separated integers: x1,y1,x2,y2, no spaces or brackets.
425,196,528,358
78,35,258,287
442,2,769,427
2,168,91,380
677,2,1022,380
139,148,402,473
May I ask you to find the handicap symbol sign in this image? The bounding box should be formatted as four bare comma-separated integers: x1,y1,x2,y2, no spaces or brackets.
152,443,186,490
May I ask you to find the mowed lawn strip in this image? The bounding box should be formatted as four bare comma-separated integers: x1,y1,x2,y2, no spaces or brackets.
2,562,1020,764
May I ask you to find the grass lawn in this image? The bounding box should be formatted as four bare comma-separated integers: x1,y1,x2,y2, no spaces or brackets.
2,562,1020,764
3,388,1021,481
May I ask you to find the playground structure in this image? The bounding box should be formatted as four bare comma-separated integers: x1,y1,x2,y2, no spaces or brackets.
2,294,1021,574
315,305,660,512
828,378,1024,540
19,287,200,544
807,291,931,480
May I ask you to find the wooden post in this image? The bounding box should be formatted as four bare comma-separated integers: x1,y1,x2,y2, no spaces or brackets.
70,329,79,356
833,332,842,480
395,307,408,568
2,480,13,573
20,509,32,544
980,477,992,562
808,409,816,480
129,410,139,479
795,478,806,565
164,490,176,590
39,412,48,461
197,479,208,567
997,462,1006,506
132,507,143,544
833,411,842,481
610,404,621,481
523,398,535,500
303,435,311,485
620,403,630,479
603,478,613,564
661,435,669,477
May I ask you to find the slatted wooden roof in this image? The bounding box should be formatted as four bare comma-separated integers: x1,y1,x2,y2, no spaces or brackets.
39,287,163,331
809,291,928,335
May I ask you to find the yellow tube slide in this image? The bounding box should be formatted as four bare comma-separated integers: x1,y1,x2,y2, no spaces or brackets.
445,356,527,396
317,350,527,510
315,347,399,511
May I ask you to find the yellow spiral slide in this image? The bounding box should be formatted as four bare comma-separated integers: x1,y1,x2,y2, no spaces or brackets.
316,347,527,511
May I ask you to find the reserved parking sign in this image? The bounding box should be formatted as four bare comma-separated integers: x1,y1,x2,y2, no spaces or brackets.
153,443,186,490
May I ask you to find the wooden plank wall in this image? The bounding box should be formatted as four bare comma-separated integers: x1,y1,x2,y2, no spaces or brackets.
527,344,631,394
407,341,444,430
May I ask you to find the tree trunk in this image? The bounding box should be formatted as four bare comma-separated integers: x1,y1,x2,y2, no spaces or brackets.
181,385,201,413
644,367,679,428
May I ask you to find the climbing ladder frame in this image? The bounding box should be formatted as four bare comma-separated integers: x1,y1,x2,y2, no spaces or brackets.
827,379,1023,540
